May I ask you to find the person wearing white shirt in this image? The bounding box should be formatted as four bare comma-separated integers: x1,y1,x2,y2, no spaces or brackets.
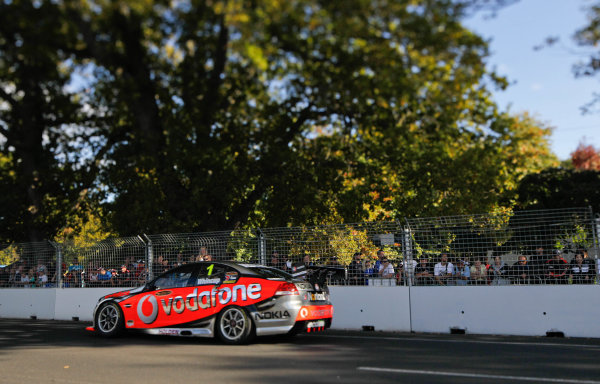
434,253,454,285
379,258,395,279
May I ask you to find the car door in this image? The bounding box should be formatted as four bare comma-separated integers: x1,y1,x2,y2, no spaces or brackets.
192,263,233,319
124,264,199,329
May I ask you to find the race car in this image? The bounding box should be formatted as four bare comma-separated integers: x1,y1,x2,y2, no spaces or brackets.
86,262,333,344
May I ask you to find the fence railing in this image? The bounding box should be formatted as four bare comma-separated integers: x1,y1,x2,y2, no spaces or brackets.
1,207,598,288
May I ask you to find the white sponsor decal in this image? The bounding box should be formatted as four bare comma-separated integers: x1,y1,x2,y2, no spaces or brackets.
147,284,263,322
137,295,159,324
300,308,308,318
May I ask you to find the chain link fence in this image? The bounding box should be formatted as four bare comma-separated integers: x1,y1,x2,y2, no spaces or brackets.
1,207,598,288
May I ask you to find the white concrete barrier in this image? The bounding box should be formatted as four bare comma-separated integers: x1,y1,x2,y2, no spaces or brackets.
409,285,600,338
1,286,599,338
54,288,123,321
329,286,411,331
0,289,56,319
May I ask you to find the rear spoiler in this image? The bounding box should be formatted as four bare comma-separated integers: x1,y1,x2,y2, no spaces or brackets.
306,265,346,287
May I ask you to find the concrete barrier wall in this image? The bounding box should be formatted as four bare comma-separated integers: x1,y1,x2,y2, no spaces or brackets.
409,285,600,338
329,286,411,331
1,286,599,338
54,288,123,321
0,289,57,319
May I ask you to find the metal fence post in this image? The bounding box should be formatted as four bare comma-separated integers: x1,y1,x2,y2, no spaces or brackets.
593,213,600,282
403,226,414,286
593,214,600,258
143,234,153,282
50,242,62,288
257,228,266,265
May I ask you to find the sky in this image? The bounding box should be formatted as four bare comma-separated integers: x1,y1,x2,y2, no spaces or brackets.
464,0,600,160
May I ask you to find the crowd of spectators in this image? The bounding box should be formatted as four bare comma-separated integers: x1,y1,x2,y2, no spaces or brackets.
0,246,219,288
342,246,598,286
1,246,598,288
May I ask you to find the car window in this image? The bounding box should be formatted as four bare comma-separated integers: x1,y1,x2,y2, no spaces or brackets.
195,264,239,285
153,265,197,289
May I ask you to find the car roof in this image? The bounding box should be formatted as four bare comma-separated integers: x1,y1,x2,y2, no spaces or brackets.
184,261,262,277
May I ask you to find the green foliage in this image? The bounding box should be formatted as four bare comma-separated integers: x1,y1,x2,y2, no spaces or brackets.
0,0,561,243
516,168,600,213
227,229,256,263
0,245,20,266
328,228,379,266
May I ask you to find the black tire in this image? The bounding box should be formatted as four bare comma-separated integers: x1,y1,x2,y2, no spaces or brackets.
95,302,124,337
216,306,254,345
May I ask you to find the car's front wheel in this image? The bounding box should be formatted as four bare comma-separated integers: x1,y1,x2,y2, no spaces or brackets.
95,302,124,337
216,306,253,344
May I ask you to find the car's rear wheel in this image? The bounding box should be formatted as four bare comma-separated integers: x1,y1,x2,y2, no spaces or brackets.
95,302,124,337
216,306,253,344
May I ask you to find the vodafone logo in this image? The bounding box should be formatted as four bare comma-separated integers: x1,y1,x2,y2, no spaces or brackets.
137,295,159,324
300,308,309,318
134,284,263,325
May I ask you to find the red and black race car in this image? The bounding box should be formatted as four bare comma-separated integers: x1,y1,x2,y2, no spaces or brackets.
87,262,334,344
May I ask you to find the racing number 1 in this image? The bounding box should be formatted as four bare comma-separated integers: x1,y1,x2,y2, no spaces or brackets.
207,264,214,276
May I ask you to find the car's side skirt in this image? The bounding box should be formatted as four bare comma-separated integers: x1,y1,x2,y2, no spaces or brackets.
144,327,214,338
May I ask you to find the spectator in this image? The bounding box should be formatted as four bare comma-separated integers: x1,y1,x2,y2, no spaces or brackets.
194,246,210,262
161,257,170,273
270,250,284,270
454,259,471,286
115,265,133,286
414,257,434,286
302,255,314,267
12,265,23,287
510,255,532,284
348,252,365,285
530,246,549,284
86,265,98,287
581,248,597,283
545,249,568,284
378,257,395,279
364,259,376,283
36,260,47,274
27,268,36,287
570,249,595,284
374,250,386,273
490,256,509,285
434,253,454,285
37,270,49,287
469,259,487,285
20,267,31,287
97,267,113,286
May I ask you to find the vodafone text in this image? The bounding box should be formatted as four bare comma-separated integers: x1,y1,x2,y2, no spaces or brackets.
137,284,262,324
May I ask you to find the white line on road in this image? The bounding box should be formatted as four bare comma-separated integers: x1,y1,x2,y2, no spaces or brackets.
319,334,600,350
357,367,600,383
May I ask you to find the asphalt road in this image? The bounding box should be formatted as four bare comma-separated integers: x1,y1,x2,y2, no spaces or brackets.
1,319,600,384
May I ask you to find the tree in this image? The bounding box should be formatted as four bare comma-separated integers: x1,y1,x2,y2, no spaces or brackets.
1,0,558,243
0,0,91,243
516,168,600,213
574,2,600,113
571,141,600,170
